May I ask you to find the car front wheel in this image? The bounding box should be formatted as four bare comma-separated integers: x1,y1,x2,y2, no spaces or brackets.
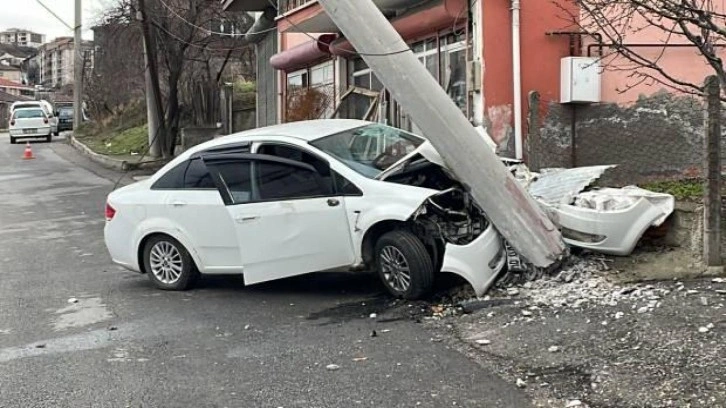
375,230,434,299
143,235,198,290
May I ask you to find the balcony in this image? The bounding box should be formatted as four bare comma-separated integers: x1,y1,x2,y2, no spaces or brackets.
276,0,422,33
222,0,424,33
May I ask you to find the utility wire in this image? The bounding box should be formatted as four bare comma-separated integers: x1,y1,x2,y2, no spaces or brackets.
157,0,278,37
266,0,413,57
153,21,254,52
35,0,75,31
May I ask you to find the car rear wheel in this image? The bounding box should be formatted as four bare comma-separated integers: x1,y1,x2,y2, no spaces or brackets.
143,235,199,291
9,137,16,144
46,135,52,143
375,230,434,299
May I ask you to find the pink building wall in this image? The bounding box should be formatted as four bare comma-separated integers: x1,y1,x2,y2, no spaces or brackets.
586,8,726,104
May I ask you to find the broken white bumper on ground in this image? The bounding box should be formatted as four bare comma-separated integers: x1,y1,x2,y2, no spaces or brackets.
524,166,675,256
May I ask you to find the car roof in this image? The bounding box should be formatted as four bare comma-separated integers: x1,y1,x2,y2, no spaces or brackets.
183,119,373,157
233,119,371,142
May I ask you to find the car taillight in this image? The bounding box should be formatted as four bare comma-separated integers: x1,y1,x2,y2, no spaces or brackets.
9,120,14,126
105,203,116,221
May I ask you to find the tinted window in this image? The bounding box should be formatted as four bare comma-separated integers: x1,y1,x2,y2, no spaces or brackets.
257,162,326,200
184,159,216,189
333,171,362,196
152,161,187,189
13,109,45,119
58,109,73,118
215,161,253,204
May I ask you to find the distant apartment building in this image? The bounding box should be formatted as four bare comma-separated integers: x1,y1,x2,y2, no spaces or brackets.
0,28,45,48
36,37,94,88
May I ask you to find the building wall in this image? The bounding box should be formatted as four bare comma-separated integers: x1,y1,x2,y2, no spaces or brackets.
529,4,725,183
480,0,577,151
0,69,22,83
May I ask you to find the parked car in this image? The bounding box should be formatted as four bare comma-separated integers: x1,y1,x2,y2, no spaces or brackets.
57,107,74,132
104,120,506,299
8,107,52,144
10,100,59,136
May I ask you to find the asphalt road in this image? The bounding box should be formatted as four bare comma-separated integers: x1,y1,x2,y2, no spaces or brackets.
0,133,530,408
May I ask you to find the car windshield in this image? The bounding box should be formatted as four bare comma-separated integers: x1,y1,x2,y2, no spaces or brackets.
310,124,424,178
13,109,45,119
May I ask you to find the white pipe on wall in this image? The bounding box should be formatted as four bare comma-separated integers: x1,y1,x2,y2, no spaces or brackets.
511,0,523,159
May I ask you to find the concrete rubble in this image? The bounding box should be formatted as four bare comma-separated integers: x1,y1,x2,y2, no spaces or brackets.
425,253,726,407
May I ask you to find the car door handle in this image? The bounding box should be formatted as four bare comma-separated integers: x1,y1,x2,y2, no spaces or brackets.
327,198,340,207
235,215,259,223
171,201,187,207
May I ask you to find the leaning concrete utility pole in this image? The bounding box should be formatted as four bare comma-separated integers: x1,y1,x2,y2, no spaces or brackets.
317,0,565,267
73,0,82,129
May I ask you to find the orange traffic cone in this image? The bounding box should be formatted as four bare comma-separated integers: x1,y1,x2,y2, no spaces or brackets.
22,142,35,160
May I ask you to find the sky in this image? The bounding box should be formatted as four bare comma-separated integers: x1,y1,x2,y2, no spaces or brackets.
0,0,111,41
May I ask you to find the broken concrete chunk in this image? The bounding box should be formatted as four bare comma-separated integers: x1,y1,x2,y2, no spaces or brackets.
548,345,560,353
475,339,491,345
325,364,340,371
566,400,584,407
516,378,527,388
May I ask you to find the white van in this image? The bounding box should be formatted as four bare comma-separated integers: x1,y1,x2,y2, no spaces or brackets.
10,100,59,136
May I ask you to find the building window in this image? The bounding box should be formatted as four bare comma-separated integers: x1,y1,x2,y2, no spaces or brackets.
347,31,469,131
285,60,335,122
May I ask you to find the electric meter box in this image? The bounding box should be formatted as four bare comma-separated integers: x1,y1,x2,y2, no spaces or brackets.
560,57,601,104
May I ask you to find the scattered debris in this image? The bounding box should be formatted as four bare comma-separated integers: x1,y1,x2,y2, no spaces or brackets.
516,378,527,388
700,297,709,306
244,324,251,330
325,364,340,371
369,313,377,319
34,344,46,349
566,400,584,407
475,339,491,345
521,310,533,317
352,357,368,362
67,297,79,304
380,329,391,333
370,330,377,338
548,345,560,353
699,326,710,333
107,326,118,331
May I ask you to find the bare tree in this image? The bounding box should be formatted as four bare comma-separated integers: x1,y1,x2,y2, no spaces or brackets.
557,0,726,96
97,0,254,157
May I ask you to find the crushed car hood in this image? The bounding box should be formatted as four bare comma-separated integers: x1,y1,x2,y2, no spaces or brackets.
376,141,446,181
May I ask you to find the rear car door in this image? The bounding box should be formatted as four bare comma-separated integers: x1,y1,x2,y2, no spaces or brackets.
152,158,240,272
204,154,355,285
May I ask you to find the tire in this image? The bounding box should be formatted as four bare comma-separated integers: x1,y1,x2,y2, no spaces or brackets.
375,230,434,299
9,137,16,144
143,235,199,290
54,131,60,136
46,134,52,143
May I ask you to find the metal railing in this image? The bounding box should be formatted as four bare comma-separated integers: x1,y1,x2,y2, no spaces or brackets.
278,0,315,14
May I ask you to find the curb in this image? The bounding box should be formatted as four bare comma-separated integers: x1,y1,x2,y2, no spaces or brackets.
68,135,129,171
68,135,168,172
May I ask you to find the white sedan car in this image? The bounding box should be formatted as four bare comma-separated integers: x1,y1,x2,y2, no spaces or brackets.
104,120,506,299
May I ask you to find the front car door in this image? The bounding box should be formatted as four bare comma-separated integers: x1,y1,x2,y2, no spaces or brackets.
204,154,356,285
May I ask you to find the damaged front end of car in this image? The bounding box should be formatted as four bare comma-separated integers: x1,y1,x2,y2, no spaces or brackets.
379,148,507,296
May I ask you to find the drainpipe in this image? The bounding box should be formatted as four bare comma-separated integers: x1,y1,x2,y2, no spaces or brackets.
511,0,523,160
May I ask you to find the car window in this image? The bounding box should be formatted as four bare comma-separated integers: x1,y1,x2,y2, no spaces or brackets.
310,123,424,178
333,171,362,196
214,161,253,204
184,159,216,189
257,161,327,201
58,109,73,118
13,109,45,119
151,161,187,189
